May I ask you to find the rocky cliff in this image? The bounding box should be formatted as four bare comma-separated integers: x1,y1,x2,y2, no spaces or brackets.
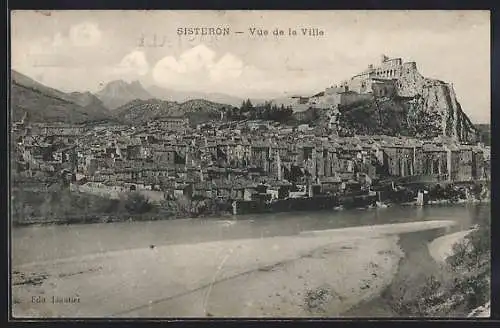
96,80,154,110
334,60,478,142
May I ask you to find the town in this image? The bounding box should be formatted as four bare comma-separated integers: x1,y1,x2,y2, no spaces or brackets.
10,55,491,224
11,115,490,222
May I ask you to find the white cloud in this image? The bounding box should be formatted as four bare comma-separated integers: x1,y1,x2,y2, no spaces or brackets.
69,22,102,47
112,50,150,78
51,32,65,48
210,53,244,82
12,22,103,71
151,43,366,97
179,44,216,72
152,44,246,92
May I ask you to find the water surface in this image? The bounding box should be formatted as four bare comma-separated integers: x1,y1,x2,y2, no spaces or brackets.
12,204,489,266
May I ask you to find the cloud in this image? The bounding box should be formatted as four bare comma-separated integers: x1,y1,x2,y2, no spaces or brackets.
69,22,102,47
179,44,216,72
210,53,244,82
12,22,104,70
151,43,362,97
152,44,245,91
112,50,150,78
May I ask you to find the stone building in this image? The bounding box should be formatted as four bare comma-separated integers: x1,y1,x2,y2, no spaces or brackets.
157,117,189,132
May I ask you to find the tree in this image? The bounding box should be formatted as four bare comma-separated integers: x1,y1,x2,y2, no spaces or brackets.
240,99,254,115
124,192,152,214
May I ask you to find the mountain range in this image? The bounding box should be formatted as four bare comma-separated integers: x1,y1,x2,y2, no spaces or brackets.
94,79,267,110
146,85,251,108
114,98,231,126
10,70,240,125
10,69,486,144
95,80,154,110
11,70,115,124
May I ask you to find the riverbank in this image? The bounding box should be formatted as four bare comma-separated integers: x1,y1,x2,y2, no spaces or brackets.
13,195,490,228
12,220,455,318
344,221,490,317
12,178,490,227
428,229,476,263
342,229,444,317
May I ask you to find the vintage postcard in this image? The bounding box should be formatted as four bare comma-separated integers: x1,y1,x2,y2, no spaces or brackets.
10,10,490,318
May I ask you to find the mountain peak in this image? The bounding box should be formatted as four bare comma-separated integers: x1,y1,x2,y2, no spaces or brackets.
96,79,153,110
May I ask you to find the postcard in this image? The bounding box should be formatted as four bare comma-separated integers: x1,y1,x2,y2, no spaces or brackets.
10,10,491,318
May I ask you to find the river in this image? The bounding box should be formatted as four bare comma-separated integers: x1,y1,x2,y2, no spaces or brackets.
11,203,490,317
13,203,487,267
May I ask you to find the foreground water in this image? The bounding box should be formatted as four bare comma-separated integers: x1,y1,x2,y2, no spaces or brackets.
11,203,490,317
12,203,489,266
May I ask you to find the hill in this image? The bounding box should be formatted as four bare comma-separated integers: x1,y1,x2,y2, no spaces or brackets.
147,85,247,108
285,57,478,143
11,70,114,124
96,80,154,110
333,82,477,141
114,98,235,125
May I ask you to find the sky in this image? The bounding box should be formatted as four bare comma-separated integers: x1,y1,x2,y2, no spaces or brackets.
10,10,490,123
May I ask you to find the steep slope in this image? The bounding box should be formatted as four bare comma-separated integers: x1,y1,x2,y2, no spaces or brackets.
96,80,154,110
310,59,479,142
11,70,114,124
336,80,477,141
114,98,233,125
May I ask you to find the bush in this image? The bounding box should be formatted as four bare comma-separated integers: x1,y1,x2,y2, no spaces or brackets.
387,213,490,316
446,213,490,311
123,192,152,214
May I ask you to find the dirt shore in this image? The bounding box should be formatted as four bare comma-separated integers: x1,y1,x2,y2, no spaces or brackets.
427,229,475,263
12,220,455,318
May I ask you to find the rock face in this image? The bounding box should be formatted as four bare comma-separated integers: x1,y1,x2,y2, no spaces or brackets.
394,64,477,142
316,56,478,143
96,80,154,110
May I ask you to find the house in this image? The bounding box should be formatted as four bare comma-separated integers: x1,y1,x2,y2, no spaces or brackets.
457,145,474,181
173,183,193,199
422,143,448,177
381,143,415,177
319,176,342,194
157,117,189,132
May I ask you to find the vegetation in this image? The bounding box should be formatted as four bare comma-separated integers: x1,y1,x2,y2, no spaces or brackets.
303,284,338,314
114,98,230,125
335,98,409,136
382,206,490,316
227,99,294,123
158,195,230,218
407,107,443,139
11,184,231,225
123,192,152,214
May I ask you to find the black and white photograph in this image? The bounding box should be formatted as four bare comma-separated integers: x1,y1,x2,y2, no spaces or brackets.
9,10,491,318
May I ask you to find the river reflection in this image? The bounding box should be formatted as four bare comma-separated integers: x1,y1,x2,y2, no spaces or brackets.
12,203,490,266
